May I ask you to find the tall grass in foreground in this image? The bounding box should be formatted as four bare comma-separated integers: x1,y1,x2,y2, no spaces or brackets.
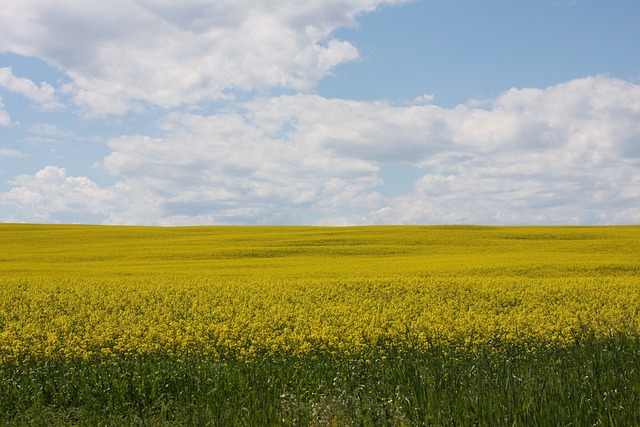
2,336,640,426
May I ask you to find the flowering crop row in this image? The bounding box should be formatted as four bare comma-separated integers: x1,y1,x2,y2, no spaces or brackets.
1,225,639,362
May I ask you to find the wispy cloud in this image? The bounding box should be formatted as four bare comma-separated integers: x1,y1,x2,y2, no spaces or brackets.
0,96,10,126
25,123,79,144
0,67,63,110
0,148,26,157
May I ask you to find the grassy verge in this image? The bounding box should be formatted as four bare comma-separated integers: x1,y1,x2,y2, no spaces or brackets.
2,335,640,426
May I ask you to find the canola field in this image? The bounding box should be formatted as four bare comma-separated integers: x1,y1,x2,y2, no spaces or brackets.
1,224,640,425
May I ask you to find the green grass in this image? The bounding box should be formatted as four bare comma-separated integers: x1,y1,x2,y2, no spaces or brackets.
2,336,640,426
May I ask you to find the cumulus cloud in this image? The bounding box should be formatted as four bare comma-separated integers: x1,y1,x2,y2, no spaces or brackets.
0,0,409,116
0,166,114,223
324,76,640,224
2,76,639,225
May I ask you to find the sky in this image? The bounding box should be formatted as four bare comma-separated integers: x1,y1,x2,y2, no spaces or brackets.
1,0,639,226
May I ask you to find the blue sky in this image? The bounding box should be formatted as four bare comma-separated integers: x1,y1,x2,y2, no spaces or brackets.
1,0,639,225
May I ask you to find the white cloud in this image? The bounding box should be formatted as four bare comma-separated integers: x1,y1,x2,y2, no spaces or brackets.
413,93,434,104
324,76,640,225
0,67,63,110
26,123,80,144
101,110,380,224
0,166,115,223
0,148,26,157
0,96,10,126
0,166,109,222
30,123,76,137
1,76,639,225
0,0,409,116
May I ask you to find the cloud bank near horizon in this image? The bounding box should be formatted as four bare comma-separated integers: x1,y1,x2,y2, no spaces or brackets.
2,75,639,225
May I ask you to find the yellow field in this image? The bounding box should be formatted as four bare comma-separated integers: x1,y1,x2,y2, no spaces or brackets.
1,225,639,362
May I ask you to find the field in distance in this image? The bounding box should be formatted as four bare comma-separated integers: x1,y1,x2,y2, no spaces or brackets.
3,224,639,279
1,224,639,425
